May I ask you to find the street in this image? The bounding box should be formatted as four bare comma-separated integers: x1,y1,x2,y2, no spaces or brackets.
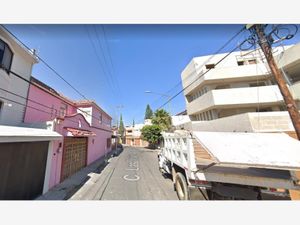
70,146,178,200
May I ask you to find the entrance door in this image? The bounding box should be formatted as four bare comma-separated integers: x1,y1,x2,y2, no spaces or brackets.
61,137,87,182
0,141,49,200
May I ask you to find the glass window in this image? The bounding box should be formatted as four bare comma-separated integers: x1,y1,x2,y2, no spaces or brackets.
237,61,245,66
205,64,215,69
2,47,12,69
0,41,4,62
99,113,103,124
0,39,13,72
59,103,68,117
248,59,257,64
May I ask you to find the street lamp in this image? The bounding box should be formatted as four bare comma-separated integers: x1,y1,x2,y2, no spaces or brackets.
145,91,172,115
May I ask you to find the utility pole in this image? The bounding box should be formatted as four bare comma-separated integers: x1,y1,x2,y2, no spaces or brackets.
251,24,300,140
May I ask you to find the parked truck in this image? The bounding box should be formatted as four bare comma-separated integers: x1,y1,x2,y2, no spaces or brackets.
158,130,300,200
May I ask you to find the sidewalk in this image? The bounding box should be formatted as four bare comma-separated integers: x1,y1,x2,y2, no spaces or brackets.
36,148,122,200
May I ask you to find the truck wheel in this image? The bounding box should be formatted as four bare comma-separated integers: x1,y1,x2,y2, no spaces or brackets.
175,172,189,200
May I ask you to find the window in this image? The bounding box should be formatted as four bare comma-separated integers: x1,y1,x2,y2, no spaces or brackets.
205,64,215,69
249,82,266,87
256,107,272,112
99,112,103,124
237,61,245,66
248,59,257,65
0,100,3,115
107,138,111,149
50,105,56,118
0,39,13,72
59,103,68,117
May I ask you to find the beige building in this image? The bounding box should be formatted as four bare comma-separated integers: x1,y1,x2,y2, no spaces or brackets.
181,43,300,133
125,122,149,147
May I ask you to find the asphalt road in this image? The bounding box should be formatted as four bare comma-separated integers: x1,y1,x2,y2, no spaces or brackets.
70,146,178,200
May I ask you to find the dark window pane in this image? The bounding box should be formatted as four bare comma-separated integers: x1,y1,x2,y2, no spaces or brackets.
2,46,12,70
0,39,13,71
0,40,4,63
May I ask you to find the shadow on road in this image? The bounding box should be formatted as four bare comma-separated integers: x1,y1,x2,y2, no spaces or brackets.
63,147,124,200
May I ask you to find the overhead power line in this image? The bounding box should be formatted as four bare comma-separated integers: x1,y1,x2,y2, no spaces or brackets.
157,37,249,110
0,94,81,125
100,25,122,99
84,25,122,105
0,65,111,129
0,24,88,100
132,26,247,123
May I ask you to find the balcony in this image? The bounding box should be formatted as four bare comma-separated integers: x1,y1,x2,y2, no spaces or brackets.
277,43,300,69
183,64,269,96
187,85,283,115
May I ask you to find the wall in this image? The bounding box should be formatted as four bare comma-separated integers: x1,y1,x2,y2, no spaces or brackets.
24,84,76,123
187,85,283,115
190,111,295,132
47,113,112,187
0,28,37,126
24,83,112,188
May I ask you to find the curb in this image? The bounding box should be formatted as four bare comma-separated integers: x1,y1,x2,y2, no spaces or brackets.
36,148,122,200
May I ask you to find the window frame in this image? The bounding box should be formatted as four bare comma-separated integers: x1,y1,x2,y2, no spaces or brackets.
0,39,13,73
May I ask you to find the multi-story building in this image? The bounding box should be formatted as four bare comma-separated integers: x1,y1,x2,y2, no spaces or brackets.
0,26,62,200
125,120,151,147
0,26,38,125
24,77,113,188
181,43,300,134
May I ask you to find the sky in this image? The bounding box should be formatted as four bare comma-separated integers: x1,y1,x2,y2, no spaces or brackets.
5,24,300,126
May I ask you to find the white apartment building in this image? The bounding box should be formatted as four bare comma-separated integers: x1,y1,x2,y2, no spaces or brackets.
0,26,38,126
181,43,300,133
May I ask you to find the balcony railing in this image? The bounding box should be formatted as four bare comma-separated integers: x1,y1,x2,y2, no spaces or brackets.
187,85,283,115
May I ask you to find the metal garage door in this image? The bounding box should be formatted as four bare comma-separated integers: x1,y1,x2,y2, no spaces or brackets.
61,137,87,181
0,141,49,200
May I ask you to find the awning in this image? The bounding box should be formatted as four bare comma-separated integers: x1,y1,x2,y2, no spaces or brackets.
65,127,96,137
0,125,62,143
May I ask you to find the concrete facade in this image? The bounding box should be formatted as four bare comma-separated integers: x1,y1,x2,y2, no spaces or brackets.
24,77,113,188
181,43,300,133
0,26,38,126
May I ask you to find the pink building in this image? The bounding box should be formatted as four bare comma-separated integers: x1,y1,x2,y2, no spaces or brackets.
24,77,112,188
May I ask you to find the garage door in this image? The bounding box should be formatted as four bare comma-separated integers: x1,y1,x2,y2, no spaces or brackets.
0,141,49,200
61,137,87,181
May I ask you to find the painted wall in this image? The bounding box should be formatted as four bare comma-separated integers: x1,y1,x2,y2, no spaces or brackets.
24,84,76,122
190,111,295,133
24,83,112,188
48,114,112,187
187,85,283,115
0,28,37,126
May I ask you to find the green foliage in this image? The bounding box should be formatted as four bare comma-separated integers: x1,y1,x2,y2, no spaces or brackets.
144,104,153,120
151,109,172,131
118,114,125,137
141,125,162,148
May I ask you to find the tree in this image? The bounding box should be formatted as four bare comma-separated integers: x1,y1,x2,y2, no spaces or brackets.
144,104,153,120
118,114,125,138
132,119,135,127
141,125,162,148
151,109,172,131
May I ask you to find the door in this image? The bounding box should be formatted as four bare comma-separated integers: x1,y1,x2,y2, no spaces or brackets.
61,137,87,182
0,141,49,200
